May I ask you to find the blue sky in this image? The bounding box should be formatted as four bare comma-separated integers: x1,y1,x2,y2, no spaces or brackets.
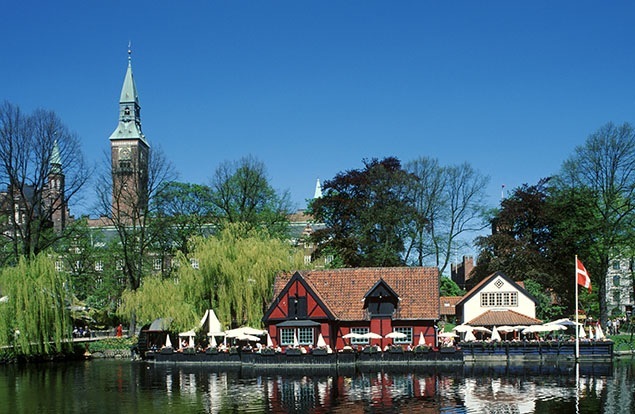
2,1,635,248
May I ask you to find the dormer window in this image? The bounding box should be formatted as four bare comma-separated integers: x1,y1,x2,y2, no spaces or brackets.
288,295,307,319
363,279,399,317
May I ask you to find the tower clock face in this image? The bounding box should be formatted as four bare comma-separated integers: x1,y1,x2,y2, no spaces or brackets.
119,147,131,160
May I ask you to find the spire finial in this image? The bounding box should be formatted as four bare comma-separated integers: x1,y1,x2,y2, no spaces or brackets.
127,41,132,64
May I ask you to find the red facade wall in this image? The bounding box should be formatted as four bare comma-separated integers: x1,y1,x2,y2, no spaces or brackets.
265,279,438,350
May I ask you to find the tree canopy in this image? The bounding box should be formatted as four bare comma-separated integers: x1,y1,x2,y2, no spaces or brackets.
118,223,308,331
209,156,292,239
0,254,73,356
310,157,416,267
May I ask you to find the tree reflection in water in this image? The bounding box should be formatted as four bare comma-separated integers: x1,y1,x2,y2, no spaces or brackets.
0,360,633,413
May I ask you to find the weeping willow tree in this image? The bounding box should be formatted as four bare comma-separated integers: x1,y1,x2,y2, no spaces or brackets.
119,223,308,332
0,254,73,356
178,224,308,328
118,275,198,332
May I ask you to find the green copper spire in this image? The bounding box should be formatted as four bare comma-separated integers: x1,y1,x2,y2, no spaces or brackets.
109,44,147,145
50,140,62,175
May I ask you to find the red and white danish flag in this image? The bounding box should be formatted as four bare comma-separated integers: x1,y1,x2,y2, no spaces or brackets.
576,258,592,293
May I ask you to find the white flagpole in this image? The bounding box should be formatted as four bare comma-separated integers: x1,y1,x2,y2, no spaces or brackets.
575,255,580,360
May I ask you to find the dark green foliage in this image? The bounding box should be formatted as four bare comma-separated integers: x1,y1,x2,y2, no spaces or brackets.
440,277,464,297
152,181,215,265
310,157,417,267
473,179,592,316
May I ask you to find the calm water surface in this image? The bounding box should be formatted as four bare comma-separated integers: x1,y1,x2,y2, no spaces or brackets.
0,359,633,413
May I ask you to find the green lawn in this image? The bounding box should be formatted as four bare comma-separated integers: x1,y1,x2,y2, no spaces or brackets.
609,334,635,352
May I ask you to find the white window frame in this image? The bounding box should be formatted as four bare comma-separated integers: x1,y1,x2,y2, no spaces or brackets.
350,327,369,345
480,291,518,308
280,328,296,346
297,327,314,345
153,258,162,271
393,327,412,344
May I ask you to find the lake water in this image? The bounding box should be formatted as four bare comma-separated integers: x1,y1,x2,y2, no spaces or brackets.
0,358,633,413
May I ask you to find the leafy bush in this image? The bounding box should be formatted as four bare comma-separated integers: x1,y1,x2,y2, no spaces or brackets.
88,337,136,352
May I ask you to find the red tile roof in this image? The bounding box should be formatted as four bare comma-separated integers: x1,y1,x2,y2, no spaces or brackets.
467,309,542,326
439,296,462,316
272,267,439,321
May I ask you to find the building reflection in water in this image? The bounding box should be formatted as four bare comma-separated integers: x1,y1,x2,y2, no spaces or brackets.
146,362,630,413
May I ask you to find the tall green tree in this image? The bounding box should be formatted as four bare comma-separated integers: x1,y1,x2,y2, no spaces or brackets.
473,180,557,286
209,156,292,239
310,157,417,267
152,181,214,274
559,122,635,324
0,254,73,356
118,223,307,331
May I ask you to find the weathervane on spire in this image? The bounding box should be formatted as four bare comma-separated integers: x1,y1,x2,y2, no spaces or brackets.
127,41,132,63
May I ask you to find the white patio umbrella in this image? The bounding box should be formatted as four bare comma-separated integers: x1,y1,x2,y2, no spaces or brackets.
453,324,473,333
225,327,266,338
209,335,217,348
497,326,515,333
266,332,274,347
542,324,567,332
385,331,407,339
165,334,173,348
490,326,501,342
523,324,564,334
588,325,594,339
342,332,363,339
418,331,426,346
464,330,477,342
595,324,605,340
579,325,587,338
361,332,383,339
551,318,582,327
188,335,195,348
293,332,299,347
316,333,327,348
236,334,261,342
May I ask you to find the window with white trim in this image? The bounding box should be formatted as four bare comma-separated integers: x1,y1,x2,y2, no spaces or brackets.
480,291,517,307
393,327,412,344
153,258,162,271
280,328,295,346
350,327,369,345
297,327,314,345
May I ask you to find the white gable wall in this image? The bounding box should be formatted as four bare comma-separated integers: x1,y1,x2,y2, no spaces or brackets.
462,275,536,323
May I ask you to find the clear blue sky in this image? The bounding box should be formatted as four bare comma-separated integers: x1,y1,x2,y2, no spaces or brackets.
2,2,635,242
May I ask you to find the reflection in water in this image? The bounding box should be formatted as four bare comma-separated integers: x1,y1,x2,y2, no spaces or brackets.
0,360,633,413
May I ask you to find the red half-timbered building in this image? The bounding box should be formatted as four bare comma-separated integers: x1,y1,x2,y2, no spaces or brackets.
263,267,440,351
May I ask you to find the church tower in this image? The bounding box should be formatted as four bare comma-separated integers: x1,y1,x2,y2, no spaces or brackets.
46,140,68,233
109,47,150,220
